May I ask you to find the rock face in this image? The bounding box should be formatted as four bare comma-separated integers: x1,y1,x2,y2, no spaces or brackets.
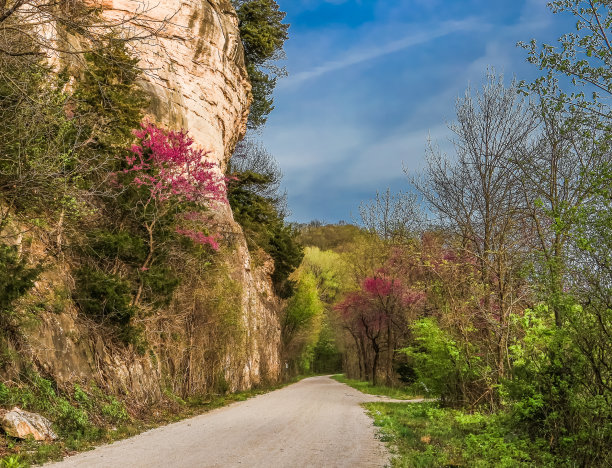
1,407,58,441
102,0,251,165
10,0,282,399
101,0,281,391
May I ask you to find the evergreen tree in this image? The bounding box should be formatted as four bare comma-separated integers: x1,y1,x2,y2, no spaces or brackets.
233,0,289,129
228,139,302,298
72,39,149,177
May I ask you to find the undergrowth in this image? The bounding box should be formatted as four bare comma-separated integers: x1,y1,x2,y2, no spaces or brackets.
331,374,419,400
365,402,566,468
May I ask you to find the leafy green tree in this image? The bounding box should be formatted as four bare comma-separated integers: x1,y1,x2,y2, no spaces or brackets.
0,51,77,224
63,43,183,347
228,139,285,247
74,267,135,328
281,272,324,372
296,247,350,302
295,247,350,373
299,223,367,252
233,0,289,129
229,179,303,297
511,97,607,326
401,318,475,403
269,223,304,298
311,317,342,373
72,39,149,176
228,171,281,248
520,0,612,121
503,3,612,463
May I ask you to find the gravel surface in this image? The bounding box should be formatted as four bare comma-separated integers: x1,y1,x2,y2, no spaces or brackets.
43,376,418,468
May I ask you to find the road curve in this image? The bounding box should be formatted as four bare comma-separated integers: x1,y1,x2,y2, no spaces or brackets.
44,376,397,468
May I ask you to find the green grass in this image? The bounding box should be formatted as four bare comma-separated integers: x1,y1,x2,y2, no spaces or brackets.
331,374,419,400
364,402,561,468
0,375,306,467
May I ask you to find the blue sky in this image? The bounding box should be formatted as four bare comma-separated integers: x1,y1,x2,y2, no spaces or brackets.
259,0,575,223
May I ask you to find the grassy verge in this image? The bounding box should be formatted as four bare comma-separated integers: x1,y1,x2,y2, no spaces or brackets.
331,375,418,400
364,402,561,468
0,374,304,467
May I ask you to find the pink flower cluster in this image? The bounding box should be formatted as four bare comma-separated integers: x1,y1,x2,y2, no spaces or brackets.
363,276,395,296
123,123,226,204
175,228,220,251
335,273,426,335
362,276,425,306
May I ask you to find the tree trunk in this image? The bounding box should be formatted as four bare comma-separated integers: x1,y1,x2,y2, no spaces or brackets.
371,339,380,385
385,322,393,386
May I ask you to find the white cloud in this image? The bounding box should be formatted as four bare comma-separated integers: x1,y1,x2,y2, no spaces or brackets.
518,0,552,29
261,0,567,221
339,123,450,187
281,18,481,88
262,121,367,195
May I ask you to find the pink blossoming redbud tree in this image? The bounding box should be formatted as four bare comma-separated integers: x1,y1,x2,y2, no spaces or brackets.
119,123,226,305
126,124,226,206
335,273,425,385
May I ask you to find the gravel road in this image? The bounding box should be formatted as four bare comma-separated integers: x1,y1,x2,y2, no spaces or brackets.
44,376,419,468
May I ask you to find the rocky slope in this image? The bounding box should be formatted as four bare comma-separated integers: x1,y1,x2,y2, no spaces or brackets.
10,0,282,401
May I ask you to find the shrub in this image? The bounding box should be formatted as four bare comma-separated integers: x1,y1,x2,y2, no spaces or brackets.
101,398,129,423
73,267,135,327
139,266,180,307
0,374,131,446
402,318,479,405
0,244,41,318
84,230,146,264
73,267,144,349
504,305,612,466
55,399,90,436
1,455,27,468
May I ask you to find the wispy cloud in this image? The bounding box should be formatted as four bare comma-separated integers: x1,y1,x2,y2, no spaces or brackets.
282,18,482,87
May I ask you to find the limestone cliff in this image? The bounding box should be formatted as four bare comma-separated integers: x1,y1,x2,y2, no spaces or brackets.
9,0,283,400
100,0,251,165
